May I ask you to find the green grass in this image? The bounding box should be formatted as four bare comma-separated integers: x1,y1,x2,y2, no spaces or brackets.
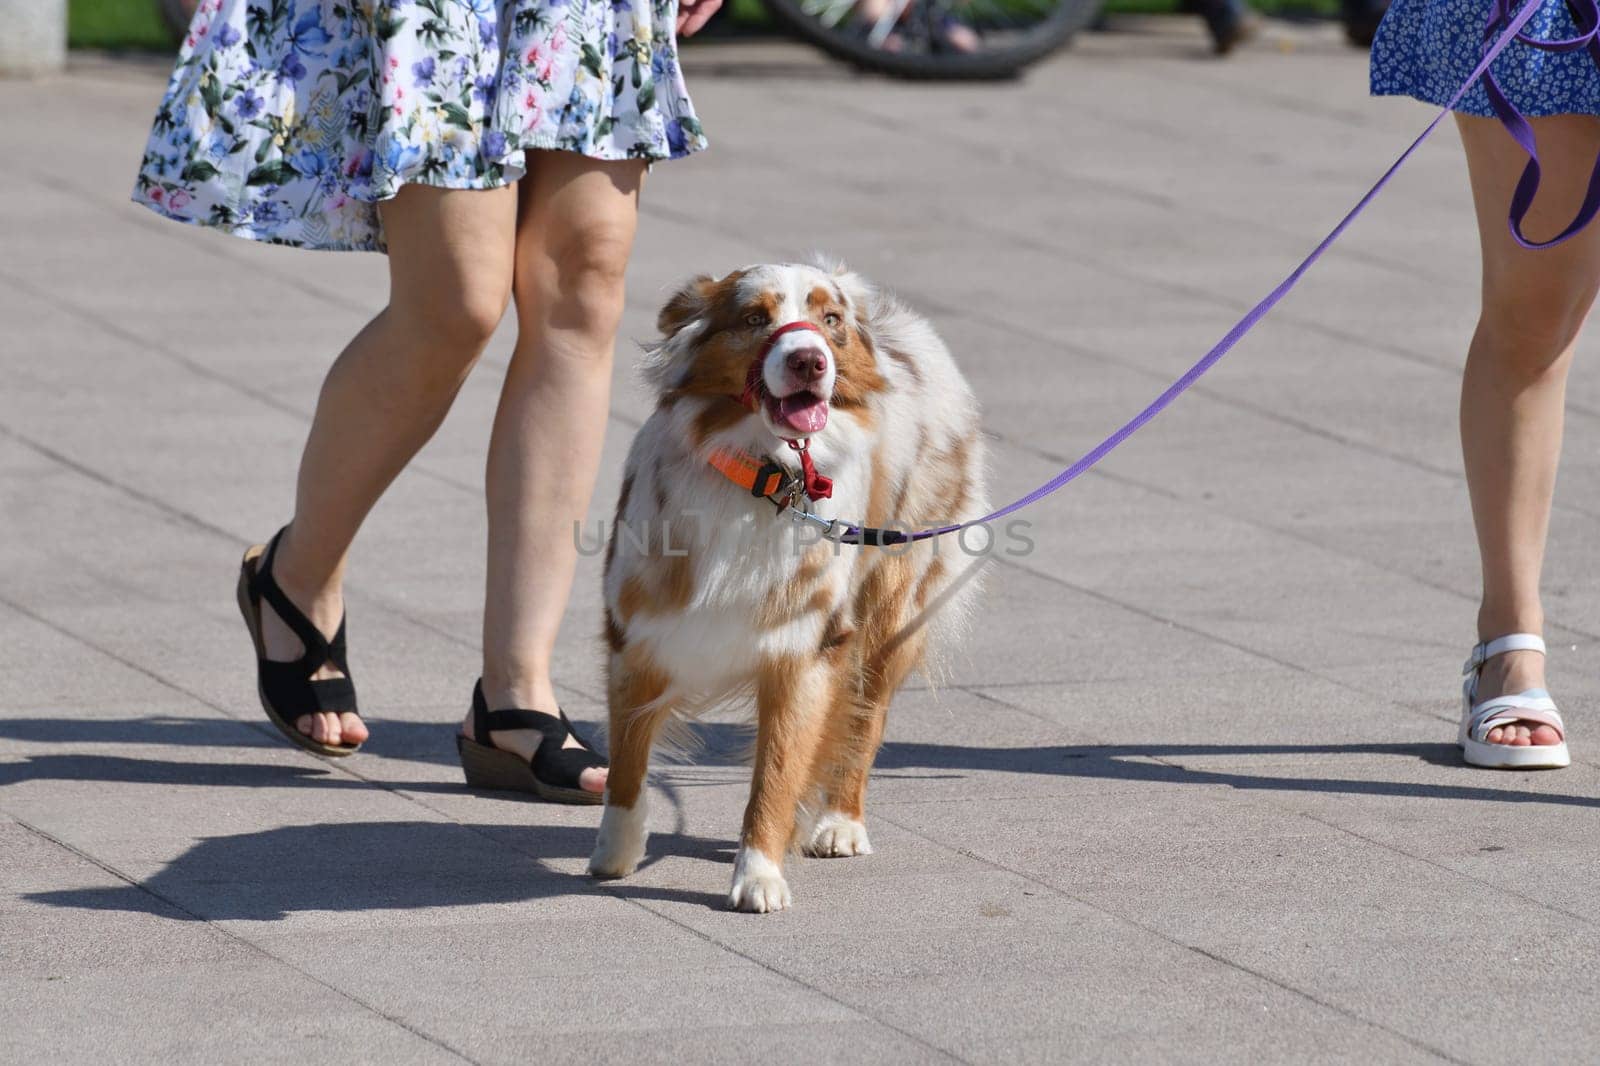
70,0,175,50
727,0,774,24
68,0,1342,51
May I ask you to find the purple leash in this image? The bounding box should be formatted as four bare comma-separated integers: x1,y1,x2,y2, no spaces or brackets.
825,0,1599,548
1484,0,1600,246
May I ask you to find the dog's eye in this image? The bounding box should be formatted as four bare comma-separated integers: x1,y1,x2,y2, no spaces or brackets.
745,312,767,328
823,312,842,327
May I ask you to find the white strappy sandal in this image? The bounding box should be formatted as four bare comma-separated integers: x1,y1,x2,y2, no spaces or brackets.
1460,634,1570,770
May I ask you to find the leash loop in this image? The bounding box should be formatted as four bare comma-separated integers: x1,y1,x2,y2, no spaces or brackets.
1482,0,1600,249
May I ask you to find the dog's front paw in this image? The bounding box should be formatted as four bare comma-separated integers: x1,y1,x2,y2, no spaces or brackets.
588,801,648,879
728,846,791,913
803,811,873,858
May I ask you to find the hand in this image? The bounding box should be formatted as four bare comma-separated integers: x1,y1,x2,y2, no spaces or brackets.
678,0,723,37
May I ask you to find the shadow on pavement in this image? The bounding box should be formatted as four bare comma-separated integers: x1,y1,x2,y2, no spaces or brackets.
874,740,1600,808
6,716,1597,811
0,716,282,748
0,715,561,767
24,820,734,920
14,728,1597,923
640,725,1600,811
0,752,451,791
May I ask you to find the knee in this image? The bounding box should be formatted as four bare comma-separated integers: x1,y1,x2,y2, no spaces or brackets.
517,225,635,342
401,273,513,369
1478,276,1596,372
452,281,515,348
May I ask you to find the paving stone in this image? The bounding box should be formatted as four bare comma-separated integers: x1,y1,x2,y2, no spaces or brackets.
6,25,1600,1063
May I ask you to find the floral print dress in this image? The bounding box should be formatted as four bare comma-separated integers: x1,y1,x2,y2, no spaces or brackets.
1371,0,1600,117
133,0,707,252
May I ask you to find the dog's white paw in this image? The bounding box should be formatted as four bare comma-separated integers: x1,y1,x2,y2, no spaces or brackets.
803,811,873,858
727,846,791,913
588,800,648,879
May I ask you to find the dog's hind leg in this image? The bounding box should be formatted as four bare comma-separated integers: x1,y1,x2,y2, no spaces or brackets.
805,556,932,858
800,689,882,860
589,646,673,880
729,656,838,912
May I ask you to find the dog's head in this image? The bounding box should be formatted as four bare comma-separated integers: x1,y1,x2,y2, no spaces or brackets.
644,261,886,447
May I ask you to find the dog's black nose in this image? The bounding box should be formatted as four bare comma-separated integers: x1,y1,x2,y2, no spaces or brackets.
786,348,829,381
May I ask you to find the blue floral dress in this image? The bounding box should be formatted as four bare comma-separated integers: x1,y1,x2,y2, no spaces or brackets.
1372,0,1600,117
133,0,707,252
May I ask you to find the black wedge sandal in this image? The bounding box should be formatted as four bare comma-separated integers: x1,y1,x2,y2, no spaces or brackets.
457,680,606,805
235,528,364,757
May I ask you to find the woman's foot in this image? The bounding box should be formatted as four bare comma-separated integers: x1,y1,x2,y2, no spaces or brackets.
256,537,368,749
462,681,607,795
1472,648,1561,747
1460,634,1568,770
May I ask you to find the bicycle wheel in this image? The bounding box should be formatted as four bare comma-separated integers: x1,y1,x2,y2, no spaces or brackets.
762,0,1098,79
160,0,201,40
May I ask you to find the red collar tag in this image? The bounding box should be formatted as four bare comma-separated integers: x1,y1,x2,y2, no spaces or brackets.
788,438,833,501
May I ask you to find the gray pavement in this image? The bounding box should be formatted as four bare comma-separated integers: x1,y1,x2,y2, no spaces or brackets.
5,17,1600,1064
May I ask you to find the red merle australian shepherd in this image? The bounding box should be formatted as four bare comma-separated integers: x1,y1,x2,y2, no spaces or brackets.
588,260,989,912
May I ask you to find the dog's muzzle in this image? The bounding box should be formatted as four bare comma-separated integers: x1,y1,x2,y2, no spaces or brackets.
738,321,829,413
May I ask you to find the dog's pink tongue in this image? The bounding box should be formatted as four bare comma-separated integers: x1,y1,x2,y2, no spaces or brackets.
777,394,828,434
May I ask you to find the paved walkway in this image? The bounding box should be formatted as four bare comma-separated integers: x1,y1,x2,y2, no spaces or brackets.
5,19,1600,1065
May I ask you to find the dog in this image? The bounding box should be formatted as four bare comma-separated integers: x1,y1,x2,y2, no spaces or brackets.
587,260,989,912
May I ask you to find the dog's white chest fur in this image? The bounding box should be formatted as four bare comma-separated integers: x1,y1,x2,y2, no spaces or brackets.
606,404,872,698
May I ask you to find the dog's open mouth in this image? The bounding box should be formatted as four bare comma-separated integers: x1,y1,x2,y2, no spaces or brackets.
765,390,829,436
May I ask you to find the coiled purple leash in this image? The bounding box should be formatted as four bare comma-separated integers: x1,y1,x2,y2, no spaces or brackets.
1483,0,1600,247
812,0,1600,548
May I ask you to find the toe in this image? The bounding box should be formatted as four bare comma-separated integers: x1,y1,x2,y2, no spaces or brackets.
1530,723,1562,747
579,765,609,794
339,712,368,745
1487,725,1506,744
296,714,316,737
319,712,340,746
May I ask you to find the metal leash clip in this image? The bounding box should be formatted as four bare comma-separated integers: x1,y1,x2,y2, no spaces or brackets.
783,506,851,542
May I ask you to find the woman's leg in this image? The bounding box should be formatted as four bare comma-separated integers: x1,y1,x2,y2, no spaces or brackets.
1457,113,1600,746
470,152,647,794
262,185,518,746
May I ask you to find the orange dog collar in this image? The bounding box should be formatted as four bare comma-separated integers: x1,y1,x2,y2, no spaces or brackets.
707,447,795,501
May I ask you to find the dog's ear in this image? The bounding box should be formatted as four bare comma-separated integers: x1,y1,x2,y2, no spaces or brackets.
658,274,717,337
810,254,876,321
642,273,719,393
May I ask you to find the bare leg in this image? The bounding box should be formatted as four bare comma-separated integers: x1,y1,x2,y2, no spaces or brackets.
261,185,517,746
466,151,647,794
1457,114,1600,746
